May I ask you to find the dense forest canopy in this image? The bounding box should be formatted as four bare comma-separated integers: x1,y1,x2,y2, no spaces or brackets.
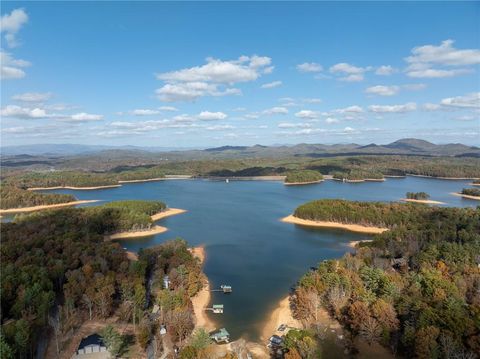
0,199,199,358
0,185,76,209
332,170,384,181
285,170,323,183
406,192,430,200
461,188,480,197
292,201,480,358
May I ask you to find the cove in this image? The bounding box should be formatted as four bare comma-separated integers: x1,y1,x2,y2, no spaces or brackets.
40,176,475,341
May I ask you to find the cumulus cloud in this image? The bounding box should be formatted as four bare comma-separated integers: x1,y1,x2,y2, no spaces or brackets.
261,80,282,89
12,92,53,102
155,55,272,101
263,107,288,115
197,111,228,121
334,105,364,114
205,124,235,131
68,113,104,122
0,8,28,47
1,50,30,79
402,83,427,91
329,63,371,82
375,65,397,76
368,102,417,113
440,92,480,109
131,109,161,116
296,62,323,73
405,40,480,78
158,106,178,111
278,122,312,128
325,117,339,124
0,105,48,119
365,85,400,96
295,110,320,119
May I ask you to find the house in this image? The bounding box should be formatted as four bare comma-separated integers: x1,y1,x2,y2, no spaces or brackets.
72,333,108,358
210,328,230,343
163,275,170,289
268,335,283,348
221,285,232,293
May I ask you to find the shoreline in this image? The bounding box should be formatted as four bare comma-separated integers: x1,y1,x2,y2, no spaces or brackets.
260,296,302,341
348,239,374,248
190,246,217,332
151,208,187,221
450,192,480,201
0,200,100,214
118,177,165,183
284,179,324,186
332,178,385,183
105,225,167,240
471,183,480,186
203,175,286,181
407,174,479,180
281,215,388,234
401,198,446,205
28,184,121,191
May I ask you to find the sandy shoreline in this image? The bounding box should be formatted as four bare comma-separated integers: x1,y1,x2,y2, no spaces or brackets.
451,192,480,201
281,215,388,234
151,208,187,221
205,175,286,181
118,177,166,183
401,198,446,205
261,296,301,341
284,180,324,186
471,183,480,186
407,174,479,180
348,239,374,248
105,225,168,240
0,200,100,214
28,184,121,191
190,246,217,331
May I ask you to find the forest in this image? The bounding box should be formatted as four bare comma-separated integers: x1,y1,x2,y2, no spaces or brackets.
285,170,323,184
406,192,430,200
332,170,384,181
0,185,76,209
461,188,480,197
291,200,480,358
0,201,203,358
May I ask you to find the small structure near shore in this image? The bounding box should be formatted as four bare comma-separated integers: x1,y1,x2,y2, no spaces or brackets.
206,304,224,314
210,328,230,343
73,333,108,358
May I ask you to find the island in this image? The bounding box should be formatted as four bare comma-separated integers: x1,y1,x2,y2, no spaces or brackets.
332,170,385,182
287,199,479,358
284,170,324,185
401,191,445,205
452,188,480,201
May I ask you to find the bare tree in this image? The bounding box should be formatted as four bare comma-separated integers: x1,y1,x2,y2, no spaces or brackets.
82,293,93,320
327,285,349,318
48,309,61,357
359,317,381,345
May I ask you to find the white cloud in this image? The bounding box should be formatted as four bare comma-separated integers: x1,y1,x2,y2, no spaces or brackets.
295,110,320,119
158,106,178,112
131,109,161,116
197,111,228,121
365,85,400,96
263,107,288,115
422,103,442,111
405,40,480,78
155,55,272,101
1,51,30,79
0,105,48,119
334,105,364,114
453,115,476,121
278,122,312,128
205,124,235,130
440,92,480,109
296,62,322,73
402,83,427,91
12,92,53,102
325,117,339,124
261,80,282,89
330,63,371,81
375,65,396,76
368,102,417,113
69,113,103,122
343,126,356,133
0,8,28,47
302,98,322,104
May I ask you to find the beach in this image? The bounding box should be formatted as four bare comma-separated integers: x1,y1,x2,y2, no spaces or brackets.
451,192,480,201
284,180,324,186
27,184,121,191
260,296,302,341
0,200,100,214
348,239,373,248
104,225,167,240
401,198,446,205
151,208,187,221
281,215,388,234
190,246,217,331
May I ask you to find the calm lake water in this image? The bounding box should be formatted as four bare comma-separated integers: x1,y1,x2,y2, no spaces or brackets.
27,177,477,341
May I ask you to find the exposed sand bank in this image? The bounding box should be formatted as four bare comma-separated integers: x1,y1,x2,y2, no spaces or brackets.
284,180,324,186
190,246,216,332
28,184,121,191
205,176,286,181
261,296,302,341
471,183,480,186
281,215,388,234
105,225,167,240
0,200,100,214
151,208,187,221
365,178,386,182
451,192,480,201
401,198,446,205
126,251,138,261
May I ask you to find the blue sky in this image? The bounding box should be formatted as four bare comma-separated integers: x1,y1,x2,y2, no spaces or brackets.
1,1,479,147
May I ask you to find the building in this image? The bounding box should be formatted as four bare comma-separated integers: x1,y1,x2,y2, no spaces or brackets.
212,304,224,313
210,328,230,343
72,334,108,358
163,275,170,289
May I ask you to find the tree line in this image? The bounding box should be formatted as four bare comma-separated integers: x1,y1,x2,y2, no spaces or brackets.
285,170,323,184
0,185,76,210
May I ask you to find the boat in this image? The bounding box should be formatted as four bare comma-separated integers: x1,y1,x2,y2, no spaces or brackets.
226,179,229,183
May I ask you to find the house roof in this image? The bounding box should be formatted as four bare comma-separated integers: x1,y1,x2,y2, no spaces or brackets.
78,334,104,350
212,328,230,338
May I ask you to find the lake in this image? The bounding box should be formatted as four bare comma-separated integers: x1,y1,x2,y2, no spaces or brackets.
34,176,476,341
